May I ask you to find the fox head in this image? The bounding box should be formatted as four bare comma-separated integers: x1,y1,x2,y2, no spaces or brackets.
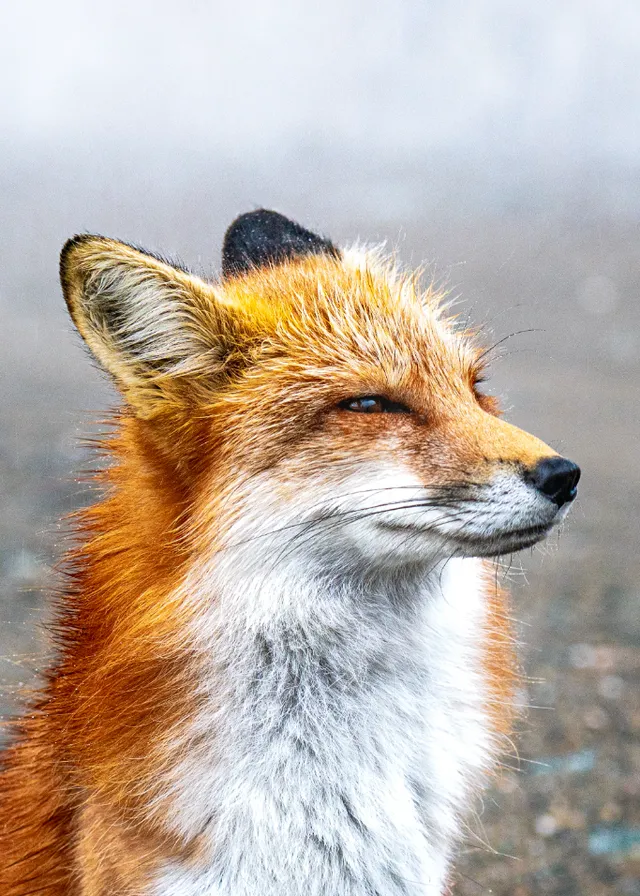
60,210,579,577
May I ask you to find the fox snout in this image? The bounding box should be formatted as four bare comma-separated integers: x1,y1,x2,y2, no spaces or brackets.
525,457,581,508
384,410,583,559
478,417,581,512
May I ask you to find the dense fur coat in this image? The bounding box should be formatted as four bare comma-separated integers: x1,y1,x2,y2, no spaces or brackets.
0,211,579,895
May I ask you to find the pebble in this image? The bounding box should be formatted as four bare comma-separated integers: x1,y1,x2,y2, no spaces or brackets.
584,706,610,730
599,674,624,700
535,814,558,837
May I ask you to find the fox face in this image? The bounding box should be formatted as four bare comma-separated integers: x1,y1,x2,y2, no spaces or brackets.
61,210,579,579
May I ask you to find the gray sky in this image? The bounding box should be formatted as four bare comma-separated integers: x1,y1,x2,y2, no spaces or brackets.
3,0,639,162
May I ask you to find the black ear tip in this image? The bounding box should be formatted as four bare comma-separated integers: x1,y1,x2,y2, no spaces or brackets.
222,209,340,278
60,233,96,274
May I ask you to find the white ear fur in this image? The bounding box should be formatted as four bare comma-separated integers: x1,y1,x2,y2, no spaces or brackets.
60,235,232,414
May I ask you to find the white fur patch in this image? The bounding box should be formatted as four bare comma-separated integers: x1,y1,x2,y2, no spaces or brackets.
150,465,504,896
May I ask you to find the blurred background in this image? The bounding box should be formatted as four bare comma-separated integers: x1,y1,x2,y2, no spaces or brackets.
1,1,639,892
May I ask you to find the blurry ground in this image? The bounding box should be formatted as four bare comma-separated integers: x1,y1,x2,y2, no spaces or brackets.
1,161,639,894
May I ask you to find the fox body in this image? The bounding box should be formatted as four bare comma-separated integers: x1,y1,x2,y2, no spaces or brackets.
0,211,579,896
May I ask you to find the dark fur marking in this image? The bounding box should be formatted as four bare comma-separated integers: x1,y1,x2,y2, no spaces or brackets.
409,776,429,811
386,868,412,894
256,634,275,670
340,794,369,838
60,232,191,278
222,209,340,278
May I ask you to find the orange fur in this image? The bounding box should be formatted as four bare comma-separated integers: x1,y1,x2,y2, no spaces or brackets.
0,228,560,894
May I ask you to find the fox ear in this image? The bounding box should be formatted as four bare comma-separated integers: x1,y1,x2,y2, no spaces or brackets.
60,235,234,415
222,209,340,278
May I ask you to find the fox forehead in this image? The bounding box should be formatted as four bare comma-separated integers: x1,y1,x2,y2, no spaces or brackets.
214,249,480,406
182,250,500,485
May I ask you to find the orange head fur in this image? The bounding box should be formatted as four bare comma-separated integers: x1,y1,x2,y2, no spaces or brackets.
60,225,559,487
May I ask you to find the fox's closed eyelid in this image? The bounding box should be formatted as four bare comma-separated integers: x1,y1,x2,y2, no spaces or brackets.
337,396,413,414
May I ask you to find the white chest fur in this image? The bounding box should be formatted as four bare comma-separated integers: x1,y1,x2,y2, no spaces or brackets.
153,557,496,896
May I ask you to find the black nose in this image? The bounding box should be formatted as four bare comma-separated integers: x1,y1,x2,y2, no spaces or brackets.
527,457,581,507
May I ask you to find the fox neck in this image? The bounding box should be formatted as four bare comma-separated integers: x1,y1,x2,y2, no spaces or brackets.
155,552,499,896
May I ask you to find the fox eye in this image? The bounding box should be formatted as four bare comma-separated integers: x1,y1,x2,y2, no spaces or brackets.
338,396,412,414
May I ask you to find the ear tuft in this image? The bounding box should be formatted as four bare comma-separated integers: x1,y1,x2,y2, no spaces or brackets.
221,209,340,278
60,235,234,415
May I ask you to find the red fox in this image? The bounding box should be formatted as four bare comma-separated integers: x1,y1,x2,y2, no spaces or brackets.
0,210,579,895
